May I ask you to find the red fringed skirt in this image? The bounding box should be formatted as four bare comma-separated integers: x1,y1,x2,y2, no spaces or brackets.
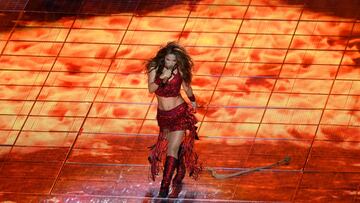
148,102,202,181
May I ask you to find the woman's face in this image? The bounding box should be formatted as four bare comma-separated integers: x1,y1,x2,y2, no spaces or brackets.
164,53,177,69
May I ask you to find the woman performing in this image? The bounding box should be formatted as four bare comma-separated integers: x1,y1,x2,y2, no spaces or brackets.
146,42,202,198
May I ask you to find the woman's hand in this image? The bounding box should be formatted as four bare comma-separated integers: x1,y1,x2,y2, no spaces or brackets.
160,68,172,80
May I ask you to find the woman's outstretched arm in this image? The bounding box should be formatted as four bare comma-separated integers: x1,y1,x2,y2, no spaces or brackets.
182,81,197,111
181,81,194,97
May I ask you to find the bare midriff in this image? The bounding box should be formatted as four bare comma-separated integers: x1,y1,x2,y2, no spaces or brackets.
156,95,185,111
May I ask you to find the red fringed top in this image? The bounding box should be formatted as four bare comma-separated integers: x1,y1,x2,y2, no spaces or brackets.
155,69,182,97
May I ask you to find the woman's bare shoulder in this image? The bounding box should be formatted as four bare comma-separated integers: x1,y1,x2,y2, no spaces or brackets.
149,63,158,73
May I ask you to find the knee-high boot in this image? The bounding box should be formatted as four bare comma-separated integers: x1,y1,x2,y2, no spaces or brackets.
158,156,178,198
169,147,186,198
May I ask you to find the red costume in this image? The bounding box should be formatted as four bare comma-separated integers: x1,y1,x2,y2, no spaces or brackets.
148,69,202,184
154,68,182,97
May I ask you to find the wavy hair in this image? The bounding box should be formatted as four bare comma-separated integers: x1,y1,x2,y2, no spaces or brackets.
146,41,194,84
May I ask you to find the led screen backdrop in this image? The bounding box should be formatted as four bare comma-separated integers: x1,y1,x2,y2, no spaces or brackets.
0,0,359,202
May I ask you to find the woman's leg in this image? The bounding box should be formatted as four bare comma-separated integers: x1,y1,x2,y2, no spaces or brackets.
169,143,186,198
166,130,184,158
158,130,184,197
